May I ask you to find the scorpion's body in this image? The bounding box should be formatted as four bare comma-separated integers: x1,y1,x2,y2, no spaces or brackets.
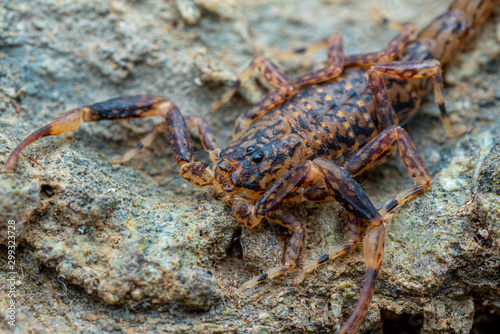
5,1,498,333
217,1,487,200
223,67,416,198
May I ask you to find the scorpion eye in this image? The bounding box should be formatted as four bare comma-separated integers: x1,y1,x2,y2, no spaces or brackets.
252,154,264,164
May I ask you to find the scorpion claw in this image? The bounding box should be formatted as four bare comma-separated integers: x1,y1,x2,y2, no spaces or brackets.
5,108,83,171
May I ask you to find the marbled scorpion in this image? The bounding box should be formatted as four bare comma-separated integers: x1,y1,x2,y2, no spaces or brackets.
5,0,498,332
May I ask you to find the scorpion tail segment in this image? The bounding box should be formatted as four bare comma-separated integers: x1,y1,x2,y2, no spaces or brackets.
411,0,498,64
5,108,83,171
449,0,498,35
339,223,386,334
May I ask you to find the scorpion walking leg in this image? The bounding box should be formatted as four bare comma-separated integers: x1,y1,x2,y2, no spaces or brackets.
344,23,417,66
303,213,364,273
279,23,417,68
212,55,295,138
291,34,344,88
278,35,341,61
368,59,466,136
112,122,168,163
236,210,305,293
113,115,218,164
232,159,383,291
344,125,431,216
209,55,294,114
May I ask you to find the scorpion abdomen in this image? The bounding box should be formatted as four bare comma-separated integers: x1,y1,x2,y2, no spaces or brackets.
257,67,421,165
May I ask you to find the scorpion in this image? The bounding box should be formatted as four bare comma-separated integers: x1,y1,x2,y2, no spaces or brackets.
4,0,498,332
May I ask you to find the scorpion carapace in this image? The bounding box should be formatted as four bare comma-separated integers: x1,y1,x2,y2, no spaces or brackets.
5,1,497,333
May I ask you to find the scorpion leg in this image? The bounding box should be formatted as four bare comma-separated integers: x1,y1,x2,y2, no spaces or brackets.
209,55,295,137
113,114,219,164
232,159,383,291
303,213,364,273
345,23,418,66
344,125,432,216
278,35,339,61
229,56,296,139
236,210,305,293
111,122,167,164
279,23,417,68
292,34,344,88
368,59,466,136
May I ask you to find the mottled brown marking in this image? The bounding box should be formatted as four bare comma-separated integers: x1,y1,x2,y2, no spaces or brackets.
180,162,213,187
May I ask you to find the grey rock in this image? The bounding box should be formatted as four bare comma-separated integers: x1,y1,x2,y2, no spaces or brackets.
0,0,499,333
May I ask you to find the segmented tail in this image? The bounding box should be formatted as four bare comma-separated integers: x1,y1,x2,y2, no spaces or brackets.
402,0,498,64
339,224,385,334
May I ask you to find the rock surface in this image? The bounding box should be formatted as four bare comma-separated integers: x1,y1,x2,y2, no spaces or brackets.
0,0,499,333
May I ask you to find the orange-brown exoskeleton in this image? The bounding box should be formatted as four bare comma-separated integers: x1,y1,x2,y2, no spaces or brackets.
5,1,498,332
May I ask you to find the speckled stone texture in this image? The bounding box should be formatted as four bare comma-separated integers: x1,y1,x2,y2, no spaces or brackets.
0,0,499,333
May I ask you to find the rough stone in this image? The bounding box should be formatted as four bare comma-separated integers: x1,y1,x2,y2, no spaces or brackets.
0,0,499,333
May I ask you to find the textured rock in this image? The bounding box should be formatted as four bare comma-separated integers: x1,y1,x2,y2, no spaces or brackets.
0,0,499,333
